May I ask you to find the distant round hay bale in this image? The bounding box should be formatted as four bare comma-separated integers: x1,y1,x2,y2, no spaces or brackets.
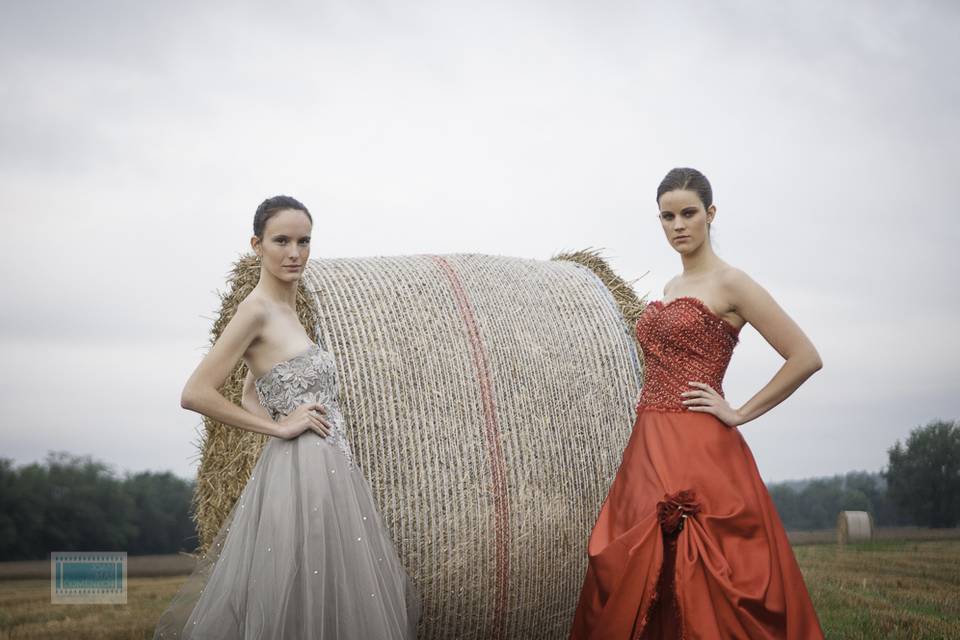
837,510,874,544
191,251,643,640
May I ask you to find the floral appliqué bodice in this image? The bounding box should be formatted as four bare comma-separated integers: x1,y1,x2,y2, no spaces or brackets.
255,343,354,465
636,297,741,412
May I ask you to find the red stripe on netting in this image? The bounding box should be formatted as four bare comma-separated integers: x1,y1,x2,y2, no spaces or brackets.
431,255,510,639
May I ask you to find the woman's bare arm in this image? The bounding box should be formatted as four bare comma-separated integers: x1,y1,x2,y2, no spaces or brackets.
241,369,273,420
180,298,283,437
683,269,822,426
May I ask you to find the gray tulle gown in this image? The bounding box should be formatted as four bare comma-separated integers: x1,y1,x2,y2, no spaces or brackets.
153,340,421,639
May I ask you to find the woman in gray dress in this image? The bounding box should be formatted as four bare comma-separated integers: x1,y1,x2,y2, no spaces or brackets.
153,196,420,639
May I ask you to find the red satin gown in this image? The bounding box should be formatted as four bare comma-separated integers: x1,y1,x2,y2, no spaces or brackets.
570,297,823,639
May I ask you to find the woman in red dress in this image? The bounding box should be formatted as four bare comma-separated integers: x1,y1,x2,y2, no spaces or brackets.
570,168,825,639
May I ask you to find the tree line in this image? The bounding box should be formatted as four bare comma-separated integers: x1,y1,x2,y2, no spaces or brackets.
1,420,956,560
767,471,907,530
0,452,196,561
768,419,959,530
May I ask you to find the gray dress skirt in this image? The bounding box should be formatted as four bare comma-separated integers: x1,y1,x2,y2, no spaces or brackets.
153,342,420,639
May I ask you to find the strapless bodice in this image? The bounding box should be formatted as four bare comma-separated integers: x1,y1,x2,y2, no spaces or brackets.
635,297,740,412
255,343,354,464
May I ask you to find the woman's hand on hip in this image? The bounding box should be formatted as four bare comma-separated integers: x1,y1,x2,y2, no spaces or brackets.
682,382,743,427
275,402,331,439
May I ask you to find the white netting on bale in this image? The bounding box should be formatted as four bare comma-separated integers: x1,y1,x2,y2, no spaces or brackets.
193,252,644,639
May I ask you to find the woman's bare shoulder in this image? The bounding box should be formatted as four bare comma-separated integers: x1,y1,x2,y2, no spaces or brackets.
716,265,785,321
717,264,759,295
662,274,681,297
235,290,271,322
219,293,270,350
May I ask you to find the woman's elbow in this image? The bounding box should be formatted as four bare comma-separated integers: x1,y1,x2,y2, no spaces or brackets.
807,350,823,375
180,384,202,411
789,349,822,377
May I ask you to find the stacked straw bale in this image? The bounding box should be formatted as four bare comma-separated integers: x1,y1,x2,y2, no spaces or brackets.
191,251,644,639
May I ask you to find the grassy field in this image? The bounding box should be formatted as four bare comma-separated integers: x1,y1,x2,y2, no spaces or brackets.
787,526,960,546
1,539,958,639
0,575,184,640
796,539,960,639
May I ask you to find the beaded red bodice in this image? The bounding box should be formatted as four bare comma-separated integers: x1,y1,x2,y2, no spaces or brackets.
636,297,741,412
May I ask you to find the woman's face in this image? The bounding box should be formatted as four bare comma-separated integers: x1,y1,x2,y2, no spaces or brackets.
252,209,312,283
657,189,715,255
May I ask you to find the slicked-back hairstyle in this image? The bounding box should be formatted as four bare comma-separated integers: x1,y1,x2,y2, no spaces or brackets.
253,195,312,238
656,168,713,209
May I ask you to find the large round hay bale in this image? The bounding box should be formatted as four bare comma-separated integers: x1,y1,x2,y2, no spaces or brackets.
837,510,874,544
192,251,643,639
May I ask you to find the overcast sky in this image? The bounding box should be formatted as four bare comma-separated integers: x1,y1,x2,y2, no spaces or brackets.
1,0,957,483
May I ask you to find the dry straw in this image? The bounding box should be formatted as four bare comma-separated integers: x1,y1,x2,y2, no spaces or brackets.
190,251,645,639
552,248,646,328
